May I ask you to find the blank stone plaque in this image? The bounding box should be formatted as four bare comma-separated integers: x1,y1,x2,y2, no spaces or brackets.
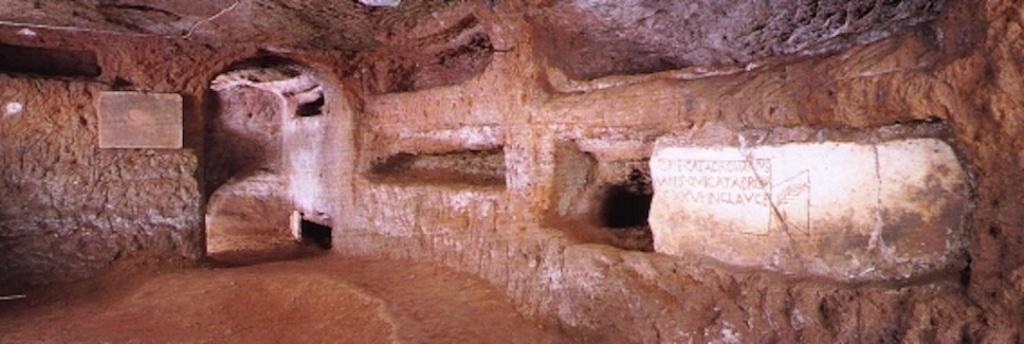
98,91,182,149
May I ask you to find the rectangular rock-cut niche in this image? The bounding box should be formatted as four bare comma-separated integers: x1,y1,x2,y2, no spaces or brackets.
368,148,506,186
649,133,969,281
549,143,653,252
0,44,101,78
98,92,183,149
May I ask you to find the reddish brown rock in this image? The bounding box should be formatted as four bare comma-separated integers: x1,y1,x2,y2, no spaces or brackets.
0,0,1023,342
526,0,943,79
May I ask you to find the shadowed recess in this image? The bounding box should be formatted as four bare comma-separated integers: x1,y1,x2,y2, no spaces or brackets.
0,44,101,78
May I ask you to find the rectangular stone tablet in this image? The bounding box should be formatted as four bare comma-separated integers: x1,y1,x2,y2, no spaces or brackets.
649,137,968,281
98,91,183,149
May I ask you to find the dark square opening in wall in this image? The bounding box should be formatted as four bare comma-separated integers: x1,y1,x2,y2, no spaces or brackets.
601,184,653,228
0,44,101,78
549,144,655,252
300,219,332,249
296,95,325,117
596,168,654,251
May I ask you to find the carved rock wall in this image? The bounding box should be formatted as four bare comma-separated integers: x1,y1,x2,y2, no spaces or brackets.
0,0,1022,342
338,1,1023,341
0,76,202,290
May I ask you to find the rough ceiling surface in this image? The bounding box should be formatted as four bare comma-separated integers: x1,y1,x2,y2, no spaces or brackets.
526,0,944,79
0,0,941,79
0,0,467,50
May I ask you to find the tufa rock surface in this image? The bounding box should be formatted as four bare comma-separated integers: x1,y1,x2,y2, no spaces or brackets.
0,0,1023,342
526,0,944,79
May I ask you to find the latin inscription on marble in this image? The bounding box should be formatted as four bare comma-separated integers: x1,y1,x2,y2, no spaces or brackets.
654,158,773,235
649,138,968,281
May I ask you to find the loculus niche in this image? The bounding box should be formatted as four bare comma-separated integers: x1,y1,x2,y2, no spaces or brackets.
649,136,970,281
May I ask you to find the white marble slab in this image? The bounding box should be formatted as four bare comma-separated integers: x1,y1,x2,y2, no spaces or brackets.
650,138,969,281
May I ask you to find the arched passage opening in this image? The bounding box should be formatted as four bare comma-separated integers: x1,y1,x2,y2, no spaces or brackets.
203,56,334,263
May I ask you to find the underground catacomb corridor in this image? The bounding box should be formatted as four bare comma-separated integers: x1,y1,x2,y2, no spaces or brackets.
1,0,1023,343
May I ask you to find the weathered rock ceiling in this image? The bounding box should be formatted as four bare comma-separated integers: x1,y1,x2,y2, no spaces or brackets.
0,0,944,80
526,0,944,79
0,0,468,50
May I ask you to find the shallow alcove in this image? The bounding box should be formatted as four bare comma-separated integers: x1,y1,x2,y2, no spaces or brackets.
368,148,507,187
0,43,102,78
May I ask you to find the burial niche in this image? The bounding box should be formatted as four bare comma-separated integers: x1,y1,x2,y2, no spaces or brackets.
549,142,654,252
368,148,507,186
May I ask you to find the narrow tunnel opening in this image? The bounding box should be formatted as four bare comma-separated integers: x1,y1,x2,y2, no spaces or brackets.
596,168,654,252
601,184,653,228
600,169,653,228
296,95,325,117
300,219,332,250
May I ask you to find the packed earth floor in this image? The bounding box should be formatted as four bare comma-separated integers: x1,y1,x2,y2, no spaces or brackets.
0,232,566,343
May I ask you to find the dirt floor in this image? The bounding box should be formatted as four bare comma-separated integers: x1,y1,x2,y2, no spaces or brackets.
0,233,567,343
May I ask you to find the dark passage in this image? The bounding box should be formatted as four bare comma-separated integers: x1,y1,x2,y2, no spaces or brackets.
597,169,655,252
0,44,101,78
601,184,653,228
296,95,325,117
301,219,332,249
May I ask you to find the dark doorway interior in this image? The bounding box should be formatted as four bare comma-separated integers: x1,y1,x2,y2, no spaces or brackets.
600,171,653,229
301,219,333,249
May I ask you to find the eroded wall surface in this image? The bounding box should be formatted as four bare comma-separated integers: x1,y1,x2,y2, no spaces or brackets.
0,33,250,290
1,0,1023,342
0,76,201,289
338,1,1024,342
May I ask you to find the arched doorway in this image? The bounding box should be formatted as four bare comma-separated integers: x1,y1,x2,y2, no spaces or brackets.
203,56,332,263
